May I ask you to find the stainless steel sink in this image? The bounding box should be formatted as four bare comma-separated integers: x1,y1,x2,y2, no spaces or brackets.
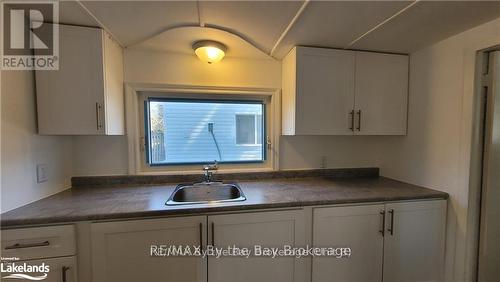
166,182,246,205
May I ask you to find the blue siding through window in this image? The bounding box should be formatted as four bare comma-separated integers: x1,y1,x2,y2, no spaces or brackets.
147,99,264,165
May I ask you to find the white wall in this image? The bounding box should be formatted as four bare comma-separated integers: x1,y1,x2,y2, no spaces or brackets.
72,49,380,175
378,18,500,282
0,70,73,213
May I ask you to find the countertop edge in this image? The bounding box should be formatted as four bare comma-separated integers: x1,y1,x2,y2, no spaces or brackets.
0,193,448,228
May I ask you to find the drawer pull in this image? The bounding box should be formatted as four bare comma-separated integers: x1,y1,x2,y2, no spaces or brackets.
199,222,203,249
356,110,362,131
5,240,50,250
349,110,355,131
211,222,215,246
379,210,386,236
96,102,103,131
388,209,395,236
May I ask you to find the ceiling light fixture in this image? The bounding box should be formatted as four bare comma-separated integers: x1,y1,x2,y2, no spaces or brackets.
192,40,227,64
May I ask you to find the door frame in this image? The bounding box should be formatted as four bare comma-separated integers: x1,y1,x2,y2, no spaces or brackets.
466,45,500,282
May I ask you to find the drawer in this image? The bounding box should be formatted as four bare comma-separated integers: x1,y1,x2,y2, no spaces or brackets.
1,225,76,260
0,256,77,282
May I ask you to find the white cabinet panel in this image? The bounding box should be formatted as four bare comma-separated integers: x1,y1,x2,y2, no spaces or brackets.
312,204,384,282
383,200,446,282
208,210,307,282
91,216,207,282
296,47,355,135
311,200,446,282
282,46,408,136
35,24,124,135
354,52,408,135
282,47,355,135
1,225,76,260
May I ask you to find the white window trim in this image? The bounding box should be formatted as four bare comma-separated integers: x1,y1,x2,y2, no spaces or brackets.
125,83,281,175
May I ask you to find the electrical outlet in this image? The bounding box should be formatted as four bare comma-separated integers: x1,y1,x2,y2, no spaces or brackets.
36,164,48,183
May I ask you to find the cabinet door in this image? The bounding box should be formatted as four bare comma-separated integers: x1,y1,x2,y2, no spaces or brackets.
354,52,408,135
383,200,446,282
91,216,207,282
296,47,355,135
36,24,105,135
0,256,77,282
312,204,385,282
208,210,307,282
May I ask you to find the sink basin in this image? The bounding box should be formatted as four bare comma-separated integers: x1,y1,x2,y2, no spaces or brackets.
166,182,246,205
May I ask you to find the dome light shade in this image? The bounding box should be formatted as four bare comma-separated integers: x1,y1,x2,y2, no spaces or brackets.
193,40,227,64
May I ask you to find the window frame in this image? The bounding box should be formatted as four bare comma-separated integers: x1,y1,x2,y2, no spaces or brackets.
144,97,267,166
126,85,279,175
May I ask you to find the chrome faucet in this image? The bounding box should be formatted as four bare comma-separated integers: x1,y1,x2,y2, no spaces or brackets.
202,160,218,182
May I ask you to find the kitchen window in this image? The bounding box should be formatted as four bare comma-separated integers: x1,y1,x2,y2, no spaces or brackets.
144,98,265,165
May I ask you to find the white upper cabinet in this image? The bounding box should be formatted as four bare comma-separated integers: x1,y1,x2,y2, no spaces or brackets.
283,47,355,135
282,46,408,136
35,24,124,135
354,52,408,135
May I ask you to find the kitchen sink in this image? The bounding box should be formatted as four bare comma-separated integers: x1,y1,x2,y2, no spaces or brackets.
166,182,246,205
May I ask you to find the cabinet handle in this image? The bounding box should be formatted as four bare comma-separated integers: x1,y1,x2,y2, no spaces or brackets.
95,102,103,130
5,240,50,250
199,222,203,249
211,222,215,246
62,266,70,282
349,110,355,131
379,210,386,236
356,110,362,131
388,209,395,236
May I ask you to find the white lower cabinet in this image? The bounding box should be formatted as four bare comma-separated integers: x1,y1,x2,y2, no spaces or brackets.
383,201,447,282
0,225,77,282
90,216,207,282
312,200,446,282
208,210,307,282
87,201,445,282
313,204,385,282
90,210,305,282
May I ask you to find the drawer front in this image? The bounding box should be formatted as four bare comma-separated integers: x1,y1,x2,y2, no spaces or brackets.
0,256,77,282
1,225,76,260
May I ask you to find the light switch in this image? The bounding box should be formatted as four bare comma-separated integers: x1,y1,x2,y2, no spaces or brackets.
36,164,48,183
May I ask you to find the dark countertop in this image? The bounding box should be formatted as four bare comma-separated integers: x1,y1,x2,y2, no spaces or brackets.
0,176,448,228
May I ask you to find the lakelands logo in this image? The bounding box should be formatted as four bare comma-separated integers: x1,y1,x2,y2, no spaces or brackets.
1,261,50,280
1,0,59,70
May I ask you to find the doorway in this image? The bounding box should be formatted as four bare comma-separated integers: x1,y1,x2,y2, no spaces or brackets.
476,49,500,282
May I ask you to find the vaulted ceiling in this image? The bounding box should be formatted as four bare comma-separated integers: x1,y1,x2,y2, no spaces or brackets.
58,0,500,60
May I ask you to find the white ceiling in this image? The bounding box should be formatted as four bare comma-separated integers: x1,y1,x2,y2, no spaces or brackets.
351,1,500,52
272,1,413,58
197,0,303,54
57,0,500,59
135,26,270,59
